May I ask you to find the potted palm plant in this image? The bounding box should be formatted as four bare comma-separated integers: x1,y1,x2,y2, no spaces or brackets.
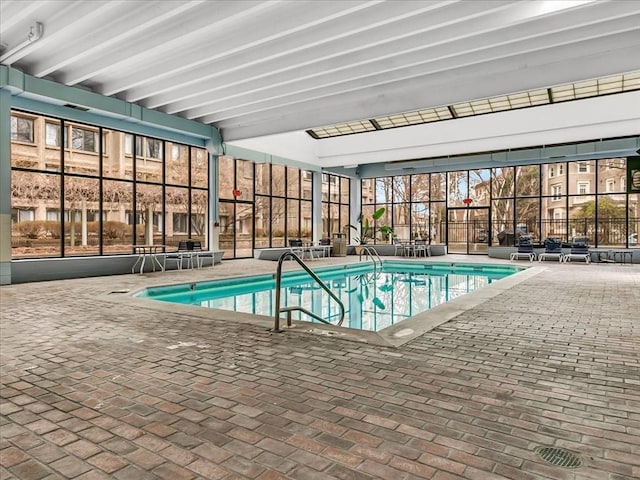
348,207,385,253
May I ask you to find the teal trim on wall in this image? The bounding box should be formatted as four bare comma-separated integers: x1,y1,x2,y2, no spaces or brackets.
223,143,320,171
1,66,221,148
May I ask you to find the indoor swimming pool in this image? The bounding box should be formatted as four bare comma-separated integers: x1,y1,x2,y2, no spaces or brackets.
134,261,523,332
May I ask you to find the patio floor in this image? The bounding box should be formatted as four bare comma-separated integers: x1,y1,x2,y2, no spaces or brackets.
1,256,639,480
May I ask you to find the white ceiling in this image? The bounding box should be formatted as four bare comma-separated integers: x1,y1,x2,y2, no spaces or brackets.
2,0,640,146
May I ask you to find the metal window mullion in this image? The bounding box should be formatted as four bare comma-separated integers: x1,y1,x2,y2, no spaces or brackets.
60,119,65,257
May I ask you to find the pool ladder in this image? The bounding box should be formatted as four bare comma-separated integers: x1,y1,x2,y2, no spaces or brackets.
272,251,345,332
358,245,383,267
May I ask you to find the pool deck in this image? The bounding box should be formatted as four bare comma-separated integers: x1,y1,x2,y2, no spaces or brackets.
1,255,639,480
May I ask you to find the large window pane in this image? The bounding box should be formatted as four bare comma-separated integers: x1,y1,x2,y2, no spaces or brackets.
516,165,540,196
135,183,163,246
219,155,235,199
411,174,429,202
219,202,235,258
287,167,300,198
431,202,446,244
165,186,189,249
255,196,270,248
11,171,61,258
411,202,429,242
287,199,300,240
340,177,350,204
392,176,410,203
430,173,446,201
236,160,254,201
272,164,285,197
469,169,490,206
136,136,163,183
64,176,100,256
302,170,313,200
596,194,627,246
103,128,132,180
516,198,540,240
568,195,595,243
569,160,596,195
629,194,639,248
597,158,626,194
448,171,467,207
191,189,208,246
191,147,208,188
271,198,285,247
301,201,313,241
376,178,392,204
102,180,133,254
361,178,375,204
166,143,189,186
492,198,515,245
236,202,253,258
491,167,514,198
256,164,270,195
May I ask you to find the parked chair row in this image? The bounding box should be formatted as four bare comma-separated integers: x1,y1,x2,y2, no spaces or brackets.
510,237,591,263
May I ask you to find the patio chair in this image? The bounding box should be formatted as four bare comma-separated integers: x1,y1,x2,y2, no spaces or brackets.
413,239,431,257
562,241,591,264
191,240,215,268
394,239,407,256
538,237,563,262
510,236,536,262
164,240,193,270
288,239,304,259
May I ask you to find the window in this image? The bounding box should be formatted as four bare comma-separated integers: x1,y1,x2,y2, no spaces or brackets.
173,213,188,233
71,127,98,152
552,185,562,200
553,210,564,220
46,209,60,221
578,162,588,173
606,179,615,192
577,182,589,194
144,138,163,159
11,208,35,223
124,134,134,155
46,123,61,146
558,164,564,175
549,167,554,178
10,116,34,143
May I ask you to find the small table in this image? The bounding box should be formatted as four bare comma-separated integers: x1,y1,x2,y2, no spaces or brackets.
132,245,166,274
598,250,633,264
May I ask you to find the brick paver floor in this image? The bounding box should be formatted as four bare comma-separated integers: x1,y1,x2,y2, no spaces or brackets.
1,257,639,479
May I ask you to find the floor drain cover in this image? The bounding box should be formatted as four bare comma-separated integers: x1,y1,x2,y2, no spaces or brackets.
535,446,582,468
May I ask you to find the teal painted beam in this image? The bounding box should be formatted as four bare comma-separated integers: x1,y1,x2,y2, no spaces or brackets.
1,66,220,148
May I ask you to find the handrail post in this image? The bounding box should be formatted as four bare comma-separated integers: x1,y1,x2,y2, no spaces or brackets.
271,251,345,332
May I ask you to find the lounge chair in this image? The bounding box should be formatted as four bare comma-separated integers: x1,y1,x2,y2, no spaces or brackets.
562,241,591,264
510,236,536,262
393,239,407,256
538,237,563,262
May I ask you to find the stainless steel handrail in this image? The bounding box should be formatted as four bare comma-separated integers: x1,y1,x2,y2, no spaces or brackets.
358,245,383,266
272,251,345,332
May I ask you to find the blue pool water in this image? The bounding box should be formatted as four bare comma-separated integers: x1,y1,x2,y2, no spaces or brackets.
135,261,521,332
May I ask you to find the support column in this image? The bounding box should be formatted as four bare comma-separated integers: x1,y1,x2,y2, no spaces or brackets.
349,177,362,245
209,152,219,251
312,170,322,243
0,90,12,285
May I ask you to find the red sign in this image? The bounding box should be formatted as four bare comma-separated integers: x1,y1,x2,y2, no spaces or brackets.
232,189,241,197
463,198,472,205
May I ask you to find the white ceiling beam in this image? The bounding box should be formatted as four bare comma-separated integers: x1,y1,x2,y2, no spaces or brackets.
99,0,379,96
134,0,459,105
162,1,631,115
192,20,640,123
60,0,267,86
216,40,640,140
29,1,206,78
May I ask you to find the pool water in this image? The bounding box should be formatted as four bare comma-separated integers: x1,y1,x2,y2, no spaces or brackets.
135,261,521,332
